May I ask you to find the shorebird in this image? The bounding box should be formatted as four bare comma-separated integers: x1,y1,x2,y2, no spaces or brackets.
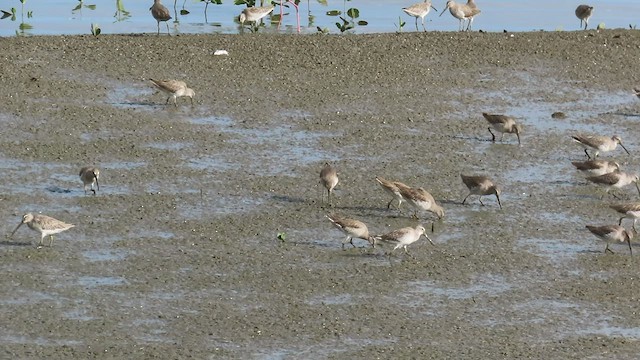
575,4,594,30
482,113,522,145
585,224,632,255
402,0,438,32
586,171,640,199
634,88,640,99
571,134,630,159
460,175,502,209
320,162,338,205
150,0,171,35
79,166,100,195
11,213,75,247
375,177,405,210
374,225,434,255
149,79,195,107
395,182,445,219
610,203,640,231
439,0,481,31
571,159,620,177
239,5,275,31
326,214,375,249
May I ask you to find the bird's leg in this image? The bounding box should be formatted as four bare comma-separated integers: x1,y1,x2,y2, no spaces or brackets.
165,96,171,105
605,244,614,254
488,127,496,142
387,198,393,209
583,148,591,159
619,217,624,226
49,235,54,247
165,22,170,36
479,196,485,206
412,211,418,219
415,18,419,32
421,18,426,32
350,238,356,248
157,22,161,35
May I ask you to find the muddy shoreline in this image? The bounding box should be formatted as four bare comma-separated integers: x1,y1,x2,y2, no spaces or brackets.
1,30,640,358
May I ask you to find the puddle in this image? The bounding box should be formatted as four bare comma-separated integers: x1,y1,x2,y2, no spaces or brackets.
578,325,640,339
82,249,130,262
518,237,589,262
190,115,340,175
178,195,264,218
407,274,512,300
77,276,127,288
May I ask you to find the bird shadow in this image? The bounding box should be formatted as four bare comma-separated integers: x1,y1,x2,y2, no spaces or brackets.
610,112,640,118
0,240,32,247
271,194,307,204
45,186,72,194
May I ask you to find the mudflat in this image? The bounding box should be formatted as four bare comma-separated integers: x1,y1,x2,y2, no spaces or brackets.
2,30,640,358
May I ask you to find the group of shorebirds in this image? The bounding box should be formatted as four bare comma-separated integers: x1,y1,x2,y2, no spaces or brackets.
321,113,511,257
571,133,639,255
149,0,595,34
10,167,100,247
324,100,640,257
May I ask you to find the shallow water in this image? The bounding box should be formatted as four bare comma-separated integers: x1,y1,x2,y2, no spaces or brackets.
2,0,640,36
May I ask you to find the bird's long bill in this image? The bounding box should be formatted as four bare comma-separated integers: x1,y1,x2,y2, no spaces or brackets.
430,5,438,12
439,6,449,16
496,193,502,210
423,232,435,246
628,238,633,256
95,178,100,191
516,133,522,146
636,183,640,197
621,143,631,155
10,222,23,237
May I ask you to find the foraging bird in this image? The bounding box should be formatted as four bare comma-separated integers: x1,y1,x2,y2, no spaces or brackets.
586,224,632,255
239,5,275,30
374,225,434,255
439,0,481,31
571,134,630,159
149,79,195,107
320,162,339,205
482,113,522,145
150,0,171,35
402,0,438,32
586,171,640,199
79,166,100,195
571,159,620,177
575,4,594,30
11,213,75,247
610,203,640,231
375,176,405,210
326,214,375,249
395,182,445,219
460,175,502,209
633,88,640,99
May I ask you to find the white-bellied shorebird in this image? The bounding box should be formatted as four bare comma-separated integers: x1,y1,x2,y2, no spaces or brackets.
149,79,195,107
326,214,375,249
482,113,521,145
239,5,275,30
320,162,338,205
375,177,405,210
11,213,75,247
571,159,620,176
610,203,640,231
575,5,594,30
439,0,481,31
150,0,171,35
79,166,100,195
461,175,502,209
572,134,629,159
586,224,632,255
402,0,438,32
634,88,640,99
374,225,434,255
586,171,640,199
395,182,445,219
